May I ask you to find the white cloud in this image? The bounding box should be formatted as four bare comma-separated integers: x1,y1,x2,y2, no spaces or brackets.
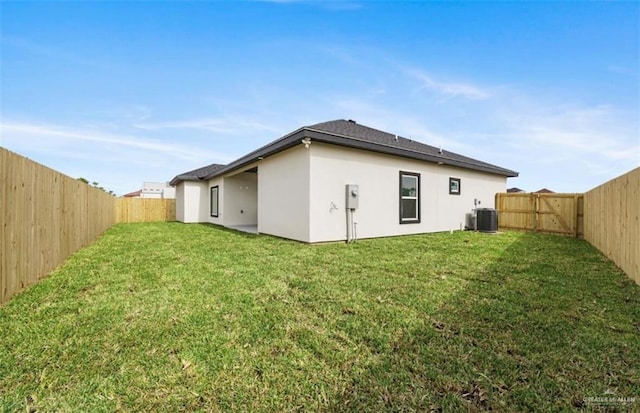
0,120,235,173
502,104,639,163
491,100,639,191
340,60,638,191
133,116,283,136
402,67,492,101
331,97,472,153
133,118,232,133
0,119,241,195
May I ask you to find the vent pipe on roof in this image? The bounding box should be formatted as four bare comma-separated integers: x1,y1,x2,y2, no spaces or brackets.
439,146,443,155
394,135,398,141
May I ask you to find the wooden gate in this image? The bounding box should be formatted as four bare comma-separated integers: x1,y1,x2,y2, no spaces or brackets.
496,193,584,237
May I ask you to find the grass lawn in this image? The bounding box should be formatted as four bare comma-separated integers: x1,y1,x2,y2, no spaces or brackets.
1,223,639,412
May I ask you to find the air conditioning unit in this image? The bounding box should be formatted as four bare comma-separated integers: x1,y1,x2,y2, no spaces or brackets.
476,208,498,232
465,212,475,230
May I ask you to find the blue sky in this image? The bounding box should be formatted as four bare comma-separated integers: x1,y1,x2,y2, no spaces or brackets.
1,1,638,195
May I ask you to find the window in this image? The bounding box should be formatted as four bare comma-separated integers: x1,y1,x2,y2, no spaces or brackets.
399,171,420,223
210,186,219,217
449,177,461,195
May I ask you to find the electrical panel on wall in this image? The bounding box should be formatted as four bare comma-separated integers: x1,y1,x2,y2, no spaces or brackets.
346,184,359,209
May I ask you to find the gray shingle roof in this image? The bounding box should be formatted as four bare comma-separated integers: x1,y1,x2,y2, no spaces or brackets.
170,119,518,184
169,163,225,185
306,120,518,177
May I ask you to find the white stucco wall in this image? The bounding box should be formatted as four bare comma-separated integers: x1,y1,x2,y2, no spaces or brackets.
223,172,258,226
308,143,507,243
175,183,185,222
258,146,310,242
178,181,209,223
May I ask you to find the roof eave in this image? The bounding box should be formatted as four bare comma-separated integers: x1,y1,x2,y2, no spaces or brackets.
169,175,205,186
304,129,519,177
199,126,518,180
202,128,307,180
169,176,184,186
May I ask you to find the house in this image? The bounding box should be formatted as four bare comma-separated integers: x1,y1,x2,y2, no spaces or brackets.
122,189,142,198
507,187,525,193
122,182,176,199
170,163,226,222
170,119,518,243
534,188,555,194
141,182,176,199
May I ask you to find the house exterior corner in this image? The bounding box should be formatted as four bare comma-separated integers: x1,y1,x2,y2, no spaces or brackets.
175,181,209,223
257,145,311,242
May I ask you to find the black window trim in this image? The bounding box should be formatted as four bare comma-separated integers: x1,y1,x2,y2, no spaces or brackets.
210,185,219,217
399,171,421,224
449,177,461,195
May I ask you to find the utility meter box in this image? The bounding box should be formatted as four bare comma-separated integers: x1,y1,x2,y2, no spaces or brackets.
346,184,359,209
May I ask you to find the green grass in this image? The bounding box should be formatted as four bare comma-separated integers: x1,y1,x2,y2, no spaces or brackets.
1,223,639,412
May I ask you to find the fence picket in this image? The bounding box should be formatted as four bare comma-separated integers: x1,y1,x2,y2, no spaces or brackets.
584,168,639,285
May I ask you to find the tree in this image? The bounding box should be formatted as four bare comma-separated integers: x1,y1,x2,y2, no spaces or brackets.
77,177,116,196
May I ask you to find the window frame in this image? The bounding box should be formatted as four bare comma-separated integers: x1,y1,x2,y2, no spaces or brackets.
449,177,461,195
210,186,219,217
399,171,421,224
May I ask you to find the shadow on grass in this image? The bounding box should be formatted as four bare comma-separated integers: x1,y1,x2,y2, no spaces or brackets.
2,225,638,411
329,232,640,412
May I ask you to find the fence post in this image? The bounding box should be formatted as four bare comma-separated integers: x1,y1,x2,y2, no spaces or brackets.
573,194,579,238
533,193,539,232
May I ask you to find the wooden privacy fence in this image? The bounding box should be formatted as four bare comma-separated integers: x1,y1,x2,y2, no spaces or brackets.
496,193,584,237
117,198,176,223
1,147,117,305
496,167,639,284
2,143,638,304
583,168,639,285
1,148,177,305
